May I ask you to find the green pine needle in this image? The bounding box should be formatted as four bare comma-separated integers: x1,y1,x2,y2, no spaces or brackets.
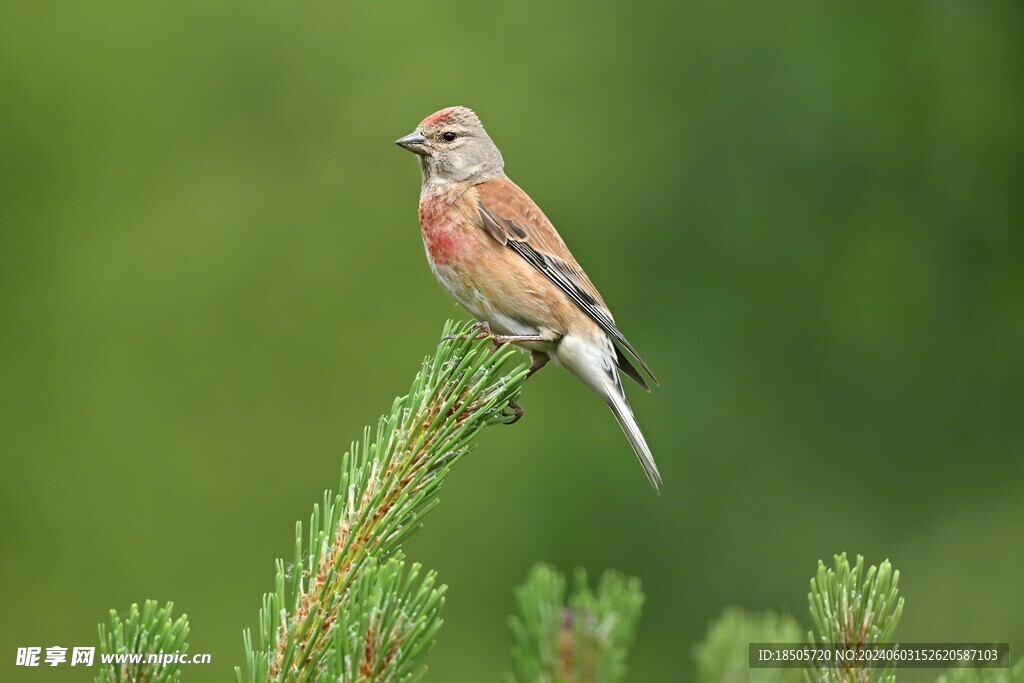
95,600,190,683
237,320,528,683
695,608,804,683
506,564,645,683
806,553,904,683
327,557,445,682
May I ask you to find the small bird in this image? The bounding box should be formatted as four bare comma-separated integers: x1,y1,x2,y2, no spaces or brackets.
396,106,662,491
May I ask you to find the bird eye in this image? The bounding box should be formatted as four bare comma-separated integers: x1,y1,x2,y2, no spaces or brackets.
441,131,458,142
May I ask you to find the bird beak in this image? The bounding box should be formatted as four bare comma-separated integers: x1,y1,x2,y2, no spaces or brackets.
395,131,429,155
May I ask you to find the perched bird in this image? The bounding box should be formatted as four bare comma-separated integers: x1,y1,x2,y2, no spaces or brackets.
396,106,662,491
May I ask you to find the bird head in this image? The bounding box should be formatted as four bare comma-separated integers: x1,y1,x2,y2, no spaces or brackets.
396,106,504,186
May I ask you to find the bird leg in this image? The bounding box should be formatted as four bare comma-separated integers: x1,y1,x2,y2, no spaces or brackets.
442,323,552,427
528,351,551,378
472,320,552,346
487,322,567,354
498,352,551,425
498,349,553,425
441,320,554,350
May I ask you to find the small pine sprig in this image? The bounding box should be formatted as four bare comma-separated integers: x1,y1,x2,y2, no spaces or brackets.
326,557,445,682
95,600,190,683
237,320,528,683
806,553,904,683
695,608,804,683
506,564,645,683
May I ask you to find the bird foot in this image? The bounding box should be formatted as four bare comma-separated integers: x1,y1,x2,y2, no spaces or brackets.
440,321,546,353
472,321,549,348
501,398,525,425
439,320,495,346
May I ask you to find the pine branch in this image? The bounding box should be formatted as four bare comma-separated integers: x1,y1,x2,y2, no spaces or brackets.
806,553,904,683
506,564,645,683
326,557,445,682
95,600,190,683
695,608,804,683
236,320,528,683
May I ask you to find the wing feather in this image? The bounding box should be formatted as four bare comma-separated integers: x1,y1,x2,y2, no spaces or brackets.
475,179,658,388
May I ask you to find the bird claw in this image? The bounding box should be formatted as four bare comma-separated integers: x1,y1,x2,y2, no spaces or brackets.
502,398,524,425
439,321,501,349
469,321,498,344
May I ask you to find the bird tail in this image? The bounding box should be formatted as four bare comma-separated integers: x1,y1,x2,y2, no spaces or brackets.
556,333,662,492
607,390,662,493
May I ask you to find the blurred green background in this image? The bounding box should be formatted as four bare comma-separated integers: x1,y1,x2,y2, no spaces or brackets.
2,2,1021,681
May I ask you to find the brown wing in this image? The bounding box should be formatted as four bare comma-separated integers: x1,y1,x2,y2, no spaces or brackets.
474,177,658,389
